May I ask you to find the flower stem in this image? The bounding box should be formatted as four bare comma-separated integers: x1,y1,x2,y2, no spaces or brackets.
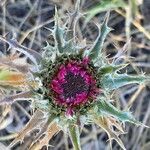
69,125,81,150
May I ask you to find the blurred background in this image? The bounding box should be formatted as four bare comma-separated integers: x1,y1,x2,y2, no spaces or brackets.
0,0,150,150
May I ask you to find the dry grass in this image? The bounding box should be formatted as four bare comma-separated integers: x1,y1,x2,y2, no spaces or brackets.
0,0,150,150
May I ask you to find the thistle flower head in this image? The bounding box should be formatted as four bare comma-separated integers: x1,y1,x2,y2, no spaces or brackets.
0,0,149,150
50,57,99,115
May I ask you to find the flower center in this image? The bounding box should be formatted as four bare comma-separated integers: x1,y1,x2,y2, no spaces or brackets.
61,71,89,100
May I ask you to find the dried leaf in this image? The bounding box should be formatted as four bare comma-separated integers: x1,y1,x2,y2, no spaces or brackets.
9,110,44,148
0,57,30,73
29,122,60,150
94,116,126,150
0,91,32,105
30,113,57,144
0,69,27,87
0,106,12,130
0,37,41,67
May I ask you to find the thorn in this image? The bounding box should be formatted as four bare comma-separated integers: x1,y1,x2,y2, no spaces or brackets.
103,11,110,25
55,5,58,18
44,27,53,33
75,0,81,12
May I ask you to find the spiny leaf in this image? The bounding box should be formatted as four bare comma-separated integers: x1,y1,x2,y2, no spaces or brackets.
94,116,126,150
29,114,58,149
29,122,60,150
69,124,81,150
54,7,65,53
51,3,83,54
99,64,128,76
66,0,81,41
101,73,150,91
9,110,45,148
108,117,124,133
96,98,142,125
88,12,112,60
61,39,75,53
33,98,51,112
53,5,82,53
112,38,131,64
42,41,56,62
0,37,41,69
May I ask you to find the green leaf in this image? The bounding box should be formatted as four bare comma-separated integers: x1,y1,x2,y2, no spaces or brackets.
69,125,81,150
130,0,138,18
0,69,10,80
99,64,128,76
96,99,141,125
53,6,80,54
42,41,56,61
85,0,127,22
53,7,65,53
66,0,81,41
9,110,45,147
101,73,149,90
88,12,112,60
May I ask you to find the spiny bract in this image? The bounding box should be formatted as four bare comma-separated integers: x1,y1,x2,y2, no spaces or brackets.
0,1,149,150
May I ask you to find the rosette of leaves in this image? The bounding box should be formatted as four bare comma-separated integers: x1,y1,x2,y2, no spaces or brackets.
0,1,149,150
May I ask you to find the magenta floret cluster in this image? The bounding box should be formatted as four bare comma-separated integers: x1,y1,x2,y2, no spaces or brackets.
50,57,99,115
